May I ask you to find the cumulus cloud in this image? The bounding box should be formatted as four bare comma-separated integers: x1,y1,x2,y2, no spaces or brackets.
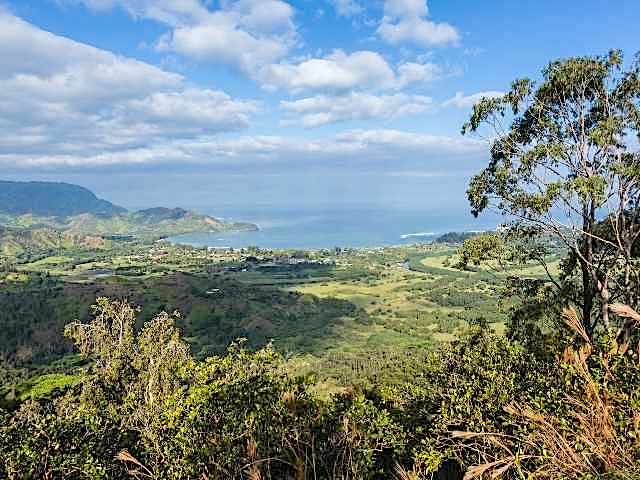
0,11,258,165
75,0,296,75
396,61,442,88
119,89,259,131
260,50,442,92
443,91,504,108
281,92,432,127
73,0,454,95
0,11,182,103
74,0,209,25
0,7,481,173
262,50,395,92
158,19,291,74
378,0,459,47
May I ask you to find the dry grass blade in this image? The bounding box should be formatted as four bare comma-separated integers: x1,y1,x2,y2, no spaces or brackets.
393,462,420,480
246,468,262,480
490,462,513,478
115,450,154,479
451,430,483,440
562,306,590,344
452,306,640,480
464,459,514,480
610,304,640,322
115,450,142,467
244,438,263,480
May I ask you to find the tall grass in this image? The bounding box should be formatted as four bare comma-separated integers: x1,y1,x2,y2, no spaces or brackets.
450,305,640,479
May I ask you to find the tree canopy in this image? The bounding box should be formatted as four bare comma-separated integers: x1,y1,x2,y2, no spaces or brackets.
462,50,640,339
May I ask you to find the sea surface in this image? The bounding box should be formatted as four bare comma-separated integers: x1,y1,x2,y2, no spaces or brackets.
168,206,499,250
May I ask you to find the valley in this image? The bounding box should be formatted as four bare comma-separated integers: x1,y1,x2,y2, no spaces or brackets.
1,236,553,400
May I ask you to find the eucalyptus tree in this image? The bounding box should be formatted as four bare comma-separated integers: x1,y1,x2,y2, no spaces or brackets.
462,50,640,339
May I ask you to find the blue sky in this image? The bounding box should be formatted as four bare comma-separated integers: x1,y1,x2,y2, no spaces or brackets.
1,0,639,212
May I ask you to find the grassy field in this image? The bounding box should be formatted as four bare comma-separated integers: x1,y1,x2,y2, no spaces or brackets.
292,247,506,352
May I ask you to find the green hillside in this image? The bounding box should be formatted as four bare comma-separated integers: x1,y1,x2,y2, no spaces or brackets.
0,225,103,257
0,182,258,248
0,181,126,217
58,208,256,239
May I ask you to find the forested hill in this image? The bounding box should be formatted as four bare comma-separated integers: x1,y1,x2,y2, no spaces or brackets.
0,182,258,243
0,180,126,217
59,208,258,239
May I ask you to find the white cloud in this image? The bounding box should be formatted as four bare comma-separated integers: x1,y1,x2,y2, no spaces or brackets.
75,0,297,75
72,1,452,93
120,89,259,130
0,10,182,97
330,0,363,17
159,17,291,74
262,50,395,92
0,7,483,173
160,0,297,74
260,50,441,92
281,92,432,127
443,91,504,108
396,61,442,88
335,129,482,154
378,0,459,47
230,0,295,33
72,0,209,26
0,129,485,169
0,11,259,164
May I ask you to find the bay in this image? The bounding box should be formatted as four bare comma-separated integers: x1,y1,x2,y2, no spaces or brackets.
168,206,498,249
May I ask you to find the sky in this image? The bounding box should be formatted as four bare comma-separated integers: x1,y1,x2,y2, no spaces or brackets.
1,0,640,213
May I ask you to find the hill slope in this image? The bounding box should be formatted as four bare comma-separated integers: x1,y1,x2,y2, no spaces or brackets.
62,208,257,239
0,225,104,257
0,182,257,243
0,181,126,217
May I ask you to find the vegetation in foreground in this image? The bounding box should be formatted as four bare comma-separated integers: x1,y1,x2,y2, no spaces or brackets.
1,50,639,478
1,298,639,479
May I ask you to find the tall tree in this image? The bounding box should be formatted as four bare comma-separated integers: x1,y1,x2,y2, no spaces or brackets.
462,50,640,338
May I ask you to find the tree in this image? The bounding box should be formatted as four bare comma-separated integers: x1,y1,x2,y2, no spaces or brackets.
462,50,640,338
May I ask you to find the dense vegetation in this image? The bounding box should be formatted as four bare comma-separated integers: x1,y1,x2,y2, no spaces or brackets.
0,181,126,217
1,51,639,479
2,299,639,479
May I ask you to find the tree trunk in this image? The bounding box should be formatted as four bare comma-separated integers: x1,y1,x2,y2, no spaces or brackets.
581,204,596,336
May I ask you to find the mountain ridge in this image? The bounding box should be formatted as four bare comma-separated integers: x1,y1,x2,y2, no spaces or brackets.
0,181,258,249
0,180,126,217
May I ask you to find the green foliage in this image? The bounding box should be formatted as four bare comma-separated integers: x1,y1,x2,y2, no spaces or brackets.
383,330,565,474
434,231,481,244
454,233,505,270
0,300,408,479
3,297,640,479
0,272,364,369
0,180,125,217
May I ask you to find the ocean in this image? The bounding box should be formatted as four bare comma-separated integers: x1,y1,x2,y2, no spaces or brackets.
168,206,499,249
